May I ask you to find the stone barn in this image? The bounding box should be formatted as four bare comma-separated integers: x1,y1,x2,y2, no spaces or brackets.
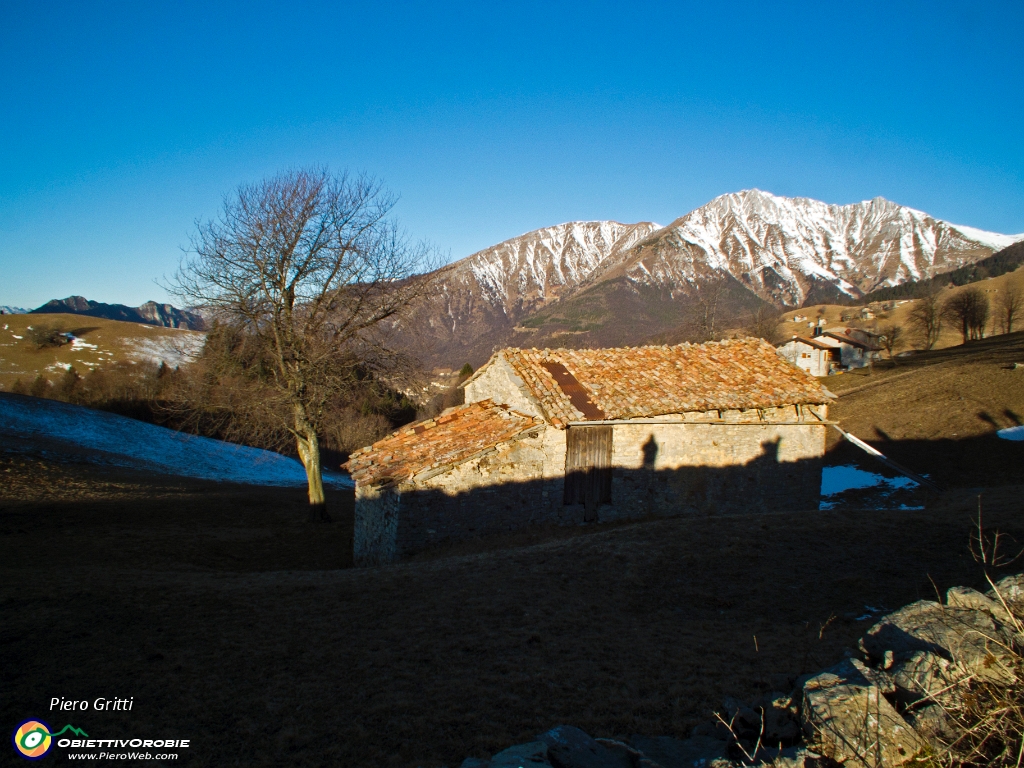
344,337,834,565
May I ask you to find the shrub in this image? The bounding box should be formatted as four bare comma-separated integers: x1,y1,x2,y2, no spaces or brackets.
28,324,70,349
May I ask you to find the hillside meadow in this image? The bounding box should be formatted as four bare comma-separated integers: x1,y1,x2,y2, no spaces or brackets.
778,264,1024,353
0,312,204,390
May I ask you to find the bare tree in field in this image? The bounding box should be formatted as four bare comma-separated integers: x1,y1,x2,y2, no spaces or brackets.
688,274,730,342
943,287,990,343
907,288,943,350
877,323,903,363
996,278,1024,335
171,168,435,519
743,304,782,344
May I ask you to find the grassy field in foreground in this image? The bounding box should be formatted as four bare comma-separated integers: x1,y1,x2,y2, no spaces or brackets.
2,454,1024,767
0,312,204,389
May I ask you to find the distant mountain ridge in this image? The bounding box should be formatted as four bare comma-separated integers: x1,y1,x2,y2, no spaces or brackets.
30,296,206,330
407,190,1023,366
0,306,29,315
615,189,1022,305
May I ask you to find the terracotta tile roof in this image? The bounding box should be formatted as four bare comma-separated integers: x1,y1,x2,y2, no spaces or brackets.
781,336,838,351
495,337,833,427
343,399,543,488
822,330,880,350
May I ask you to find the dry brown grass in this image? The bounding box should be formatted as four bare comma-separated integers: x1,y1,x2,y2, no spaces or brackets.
0,312,203,390
779,265,1024,354
5,318,1024,766
3,447,1024,766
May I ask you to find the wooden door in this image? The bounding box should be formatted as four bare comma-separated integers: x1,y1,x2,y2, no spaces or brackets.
564,426,613,519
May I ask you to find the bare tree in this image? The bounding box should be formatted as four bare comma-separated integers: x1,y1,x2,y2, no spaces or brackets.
688,275,729,342
996,279,1024,335
907,288,943,350
943,287,990,344
877,323,903,363
743,304,782,344
171,168,435,519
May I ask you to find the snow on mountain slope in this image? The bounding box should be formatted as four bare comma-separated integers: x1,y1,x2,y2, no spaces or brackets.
404,191,1021,366
616,190,1023,305
454,220,662,311
945,223,1024,252
0,393,352,488
410,220,662,359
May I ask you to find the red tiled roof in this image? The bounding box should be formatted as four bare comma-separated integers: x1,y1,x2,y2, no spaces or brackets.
343,399,543,488
822,331,879,350
782,336,838,351
491,337,833,427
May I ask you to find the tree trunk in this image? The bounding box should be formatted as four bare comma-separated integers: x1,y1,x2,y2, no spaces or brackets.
295,419,330,523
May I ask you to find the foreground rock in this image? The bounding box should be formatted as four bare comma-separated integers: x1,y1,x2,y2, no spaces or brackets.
801,660,925,767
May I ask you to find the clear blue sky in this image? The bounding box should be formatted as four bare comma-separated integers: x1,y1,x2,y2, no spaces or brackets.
1,1,1022,308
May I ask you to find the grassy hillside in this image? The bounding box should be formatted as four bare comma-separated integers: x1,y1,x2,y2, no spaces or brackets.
4,315,1024,765
0,312,204,390
823,331,1024,489
779,264,1024,353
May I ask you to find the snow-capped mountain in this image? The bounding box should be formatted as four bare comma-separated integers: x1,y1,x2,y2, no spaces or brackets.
407,221,661,361
404,190,1023,366
439,220,661,317
0,306,29,315
615,189,1023,305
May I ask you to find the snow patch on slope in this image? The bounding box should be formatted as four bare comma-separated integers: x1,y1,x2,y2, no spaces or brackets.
0,393,352,488
127,332,206,368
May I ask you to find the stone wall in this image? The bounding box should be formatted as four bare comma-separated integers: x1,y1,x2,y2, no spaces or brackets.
463,354,545,419
605,420,826,520
353,484,402,567
353,408,827,564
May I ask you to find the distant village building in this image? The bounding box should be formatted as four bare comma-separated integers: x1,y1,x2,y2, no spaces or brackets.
345,339,834,565
821,327,881,369
776,336,838,377
776,327,881,375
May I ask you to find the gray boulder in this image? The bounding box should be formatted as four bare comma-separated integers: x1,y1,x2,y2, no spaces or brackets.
987,573,1024,613
859,600,1015,685
801,661,925,766
629,735,733,768
760,693,801,744
903,704,956,750
946,586,1013,625
594,739,664,768
537,726,631,768
889,650,962,707
458,742,554,768
751,746,819,767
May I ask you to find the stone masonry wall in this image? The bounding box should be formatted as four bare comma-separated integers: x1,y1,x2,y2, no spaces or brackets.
463,355,545,419
353,484,402,567
604,420,826,520
354,406,827,563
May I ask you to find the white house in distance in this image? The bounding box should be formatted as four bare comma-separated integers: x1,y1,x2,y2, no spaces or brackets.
776,327,881,376
776,335,838,377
